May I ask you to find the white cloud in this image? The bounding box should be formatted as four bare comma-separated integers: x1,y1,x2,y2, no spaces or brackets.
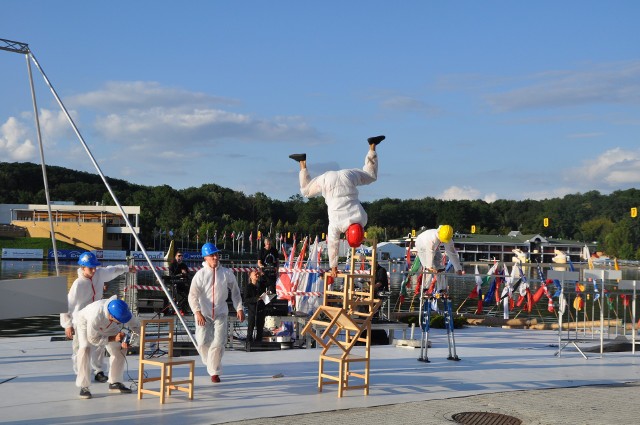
0,117,36,161
69,81,237,110
439,186,480,200
570,148,640,186
94,107,317,151
485,61,640,112
437,185,493,203
483,192,498,203
39,109,74,140
65,81,323,150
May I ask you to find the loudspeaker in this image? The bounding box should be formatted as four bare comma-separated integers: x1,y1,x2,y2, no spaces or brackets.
264,299,289,317
358,329,389,345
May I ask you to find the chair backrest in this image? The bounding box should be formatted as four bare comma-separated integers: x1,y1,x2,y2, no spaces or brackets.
140,318,175,360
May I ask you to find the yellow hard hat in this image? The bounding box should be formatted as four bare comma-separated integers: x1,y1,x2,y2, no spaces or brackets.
438,225,454,243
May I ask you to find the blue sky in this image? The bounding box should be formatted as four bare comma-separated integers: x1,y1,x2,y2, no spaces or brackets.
1,1,639,203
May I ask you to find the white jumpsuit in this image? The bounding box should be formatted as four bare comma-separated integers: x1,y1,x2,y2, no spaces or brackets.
188,262,243,376
74,295,139,388
60,265,129,375
299,150,378,268
415,228,462,291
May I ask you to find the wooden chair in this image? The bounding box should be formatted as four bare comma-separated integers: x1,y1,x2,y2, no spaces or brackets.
138,318,195,403
302,241,381,397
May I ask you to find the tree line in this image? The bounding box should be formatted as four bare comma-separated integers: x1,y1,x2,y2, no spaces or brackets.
2,161,640,259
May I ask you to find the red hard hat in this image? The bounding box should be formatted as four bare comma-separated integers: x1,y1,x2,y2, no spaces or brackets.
346,223,364,248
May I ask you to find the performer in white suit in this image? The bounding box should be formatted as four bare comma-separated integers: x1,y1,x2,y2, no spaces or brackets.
415,225,463,274
290,135,384,276
188,243,244,383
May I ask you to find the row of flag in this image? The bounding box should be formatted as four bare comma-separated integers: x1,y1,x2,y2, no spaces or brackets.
398,252,628,319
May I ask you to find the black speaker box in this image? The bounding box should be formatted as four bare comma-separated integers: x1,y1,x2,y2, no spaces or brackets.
264,299,289,316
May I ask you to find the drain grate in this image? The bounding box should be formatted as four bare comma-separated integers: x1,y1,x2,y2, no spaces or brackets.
452,411,522,425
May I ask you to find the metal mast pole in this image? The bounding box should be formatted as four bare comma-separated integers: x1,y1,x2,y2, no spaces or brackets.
26,53,60,275
26,50,197,347
1,38,60,274
1,38,196,348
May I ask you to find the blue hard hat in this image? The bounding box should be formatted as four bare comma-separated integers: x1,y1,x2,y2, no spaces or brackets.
78,252,101,267
107,299,132,324
201,242,219,257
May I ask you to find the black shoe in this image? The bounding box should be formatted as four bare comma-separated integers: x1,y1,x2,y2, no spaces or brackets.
367,135,385,145
94,372,108,383
288,153,306,162
79,387,92,399
108,382,132,394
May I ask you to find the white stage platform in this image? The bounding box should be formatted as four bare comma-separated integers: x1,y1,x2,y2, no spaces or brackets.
1,327,640,425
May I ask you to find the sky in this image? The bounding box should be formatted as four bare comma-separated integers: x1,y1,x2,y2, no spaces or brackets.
1,1,639,204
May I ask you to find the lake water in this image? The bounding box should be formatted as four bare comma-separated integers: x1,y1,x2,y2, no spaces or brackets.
2,259,639,337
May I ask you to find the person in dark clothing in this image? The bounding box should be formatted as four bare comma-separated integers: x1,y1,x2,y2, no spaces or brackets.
166,251,191,315
169,252,190,277
374,263,389,298
257,238,279,293
243,270,268,346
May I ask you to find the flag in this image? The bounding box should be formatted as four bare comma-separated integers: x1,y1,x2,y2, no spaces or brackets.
500,264,513,318
535,262,545,283
445,259,453,272
568,257,575,272
414,273,424,296
289,234,297,265
621,294,630,307
552,279,562,298
230,231,235,240
495,265,504,305
249,232,253,243
532,285,546,304
483,261,499,305
582,245,591,261
296,236,321,315
513,262,531,312
284,236,309,321
593,279,600,301
469,265,482,299
424,273,437,295
471,264,483,314
399,256,422,304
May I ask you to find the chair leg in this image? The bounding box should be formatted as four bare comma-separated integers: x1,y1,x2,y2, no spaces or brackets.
138,363,144,400
160,365,167,404
338,361,344,398
166,365,172,397
188,363,194,400
318,358,324,392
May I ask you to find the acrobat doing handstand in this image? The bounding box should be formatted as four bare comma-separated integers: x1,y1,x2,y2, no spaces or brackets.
290,135,385,277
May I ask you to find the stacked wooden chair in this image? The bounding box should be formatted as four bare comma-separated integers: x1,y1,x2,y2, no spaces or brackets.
138,318,195,404
302,240,381,397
